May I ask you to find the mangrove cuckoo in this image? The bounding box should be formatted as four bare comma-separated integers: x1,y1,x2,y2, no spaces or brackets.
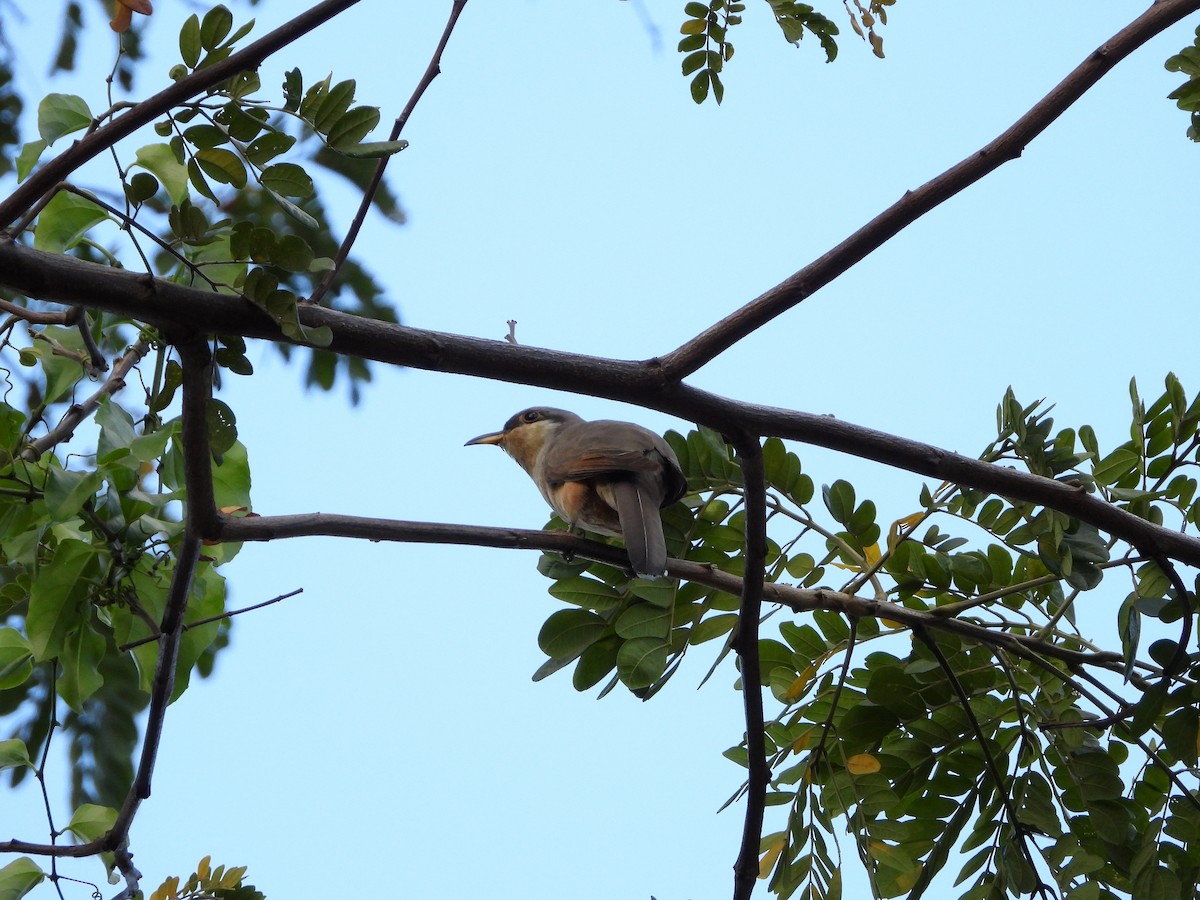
466,408,687,577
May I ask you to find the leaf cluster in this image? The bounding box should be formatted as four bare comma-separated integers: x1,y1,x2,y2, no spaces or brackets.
18,5,406,399
533,375,1200,898
1167,26,1200,142
677,0,849,105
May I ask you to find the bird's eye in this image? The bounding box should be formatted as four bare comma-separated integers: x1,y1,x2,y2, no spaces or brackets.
522,411,540,423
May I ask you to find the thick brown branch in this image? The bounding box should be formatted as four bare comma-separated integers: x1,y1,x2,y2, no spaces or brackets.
730,436,768,900
176,340,221,539
109,342,218,842
0,0,364,228
658,0,1200,378
4,232,1195,566
214,512,1122,672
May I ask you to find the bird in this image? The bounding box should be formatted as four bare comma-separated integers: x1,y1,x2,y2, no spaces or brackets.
466,407,687,578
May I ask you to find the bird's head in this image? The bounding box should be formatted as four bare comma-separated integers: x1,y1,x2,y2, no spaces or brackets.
465,407,583,475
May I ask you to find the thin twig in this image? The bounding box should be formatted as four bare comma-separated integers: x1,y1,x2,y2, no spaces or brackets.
118,588,304,651
913,626,1055,899
308,0,469,306
657,0,1200,378
18,338,150,461
0,298,77,325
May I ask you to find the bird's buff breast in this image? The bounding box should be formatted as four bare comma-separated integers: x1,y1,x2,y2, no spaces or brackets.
545,479,622,537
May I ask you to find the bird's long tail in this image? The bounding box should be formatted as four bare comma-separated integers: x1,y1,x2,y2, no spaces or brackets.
610,478,667,578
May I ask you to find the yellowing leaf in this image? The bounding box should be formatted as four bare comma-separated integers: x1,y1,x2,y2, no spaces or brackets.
888,512,925,550
864,543,881,566
111,0,153,32
791,733,810,754
847,753,881,775
758,833,786,879
784,665,816,702
196,856,210,882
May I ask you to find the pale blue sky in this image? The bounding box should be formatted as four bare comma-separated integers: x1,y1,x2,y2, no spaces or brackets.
4,2,1200,898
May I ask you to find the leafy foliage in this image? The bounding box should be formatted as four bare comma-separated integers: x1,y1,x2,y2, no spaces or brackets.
148,855,264,900
18,5,405,396
677,0,892,104
1167,25,1200,142
534,375,1200,898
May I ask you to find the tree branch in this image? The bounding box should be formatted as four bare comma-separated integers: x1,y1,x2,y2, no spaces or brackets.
18,338,149,462
175,339,221,539
730,435,768,900
658,0,1200,378
5,235,1197,566
214,511,1124,672
110,339,217,839
0,0,365,228
308,0,469,306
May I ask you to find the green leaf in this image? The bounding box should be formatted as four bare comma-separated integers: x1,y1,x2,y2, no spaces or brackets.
65,803,117,843
616,636,669,690
261,162,314,198
1134,865,1182,900
195,147,248,188
211,439,252,510
0,629,34,690
27,540,99,661
33,191,107,254
135,143,190,205
689,613,737,645
0,739,32,771
682,49,707,76
200,4,234,50
207,399,238,456
183,123,229,150
96,396,138,457
125,171,160,204
614,602,671,639
547,575,622,611
245,131,296,166
538,608,608,659
332,139,410,159
626,578,677,609
822,480,856,525
272,234,315,272
573,635,622,691
58,624,105,712
37,93,92,145
179,14,202,67
327,105,380,148
0,857,44,900
265,189,319,229
16,140,47,182
44,467,103,520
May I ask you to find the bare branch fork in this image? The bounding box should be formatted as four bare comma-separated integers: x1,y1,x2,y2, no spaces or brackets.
659,0,1200,378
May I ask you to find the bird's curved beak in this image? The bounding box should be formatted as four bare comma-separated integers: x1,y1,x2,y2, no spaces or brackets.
465,430,506,447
